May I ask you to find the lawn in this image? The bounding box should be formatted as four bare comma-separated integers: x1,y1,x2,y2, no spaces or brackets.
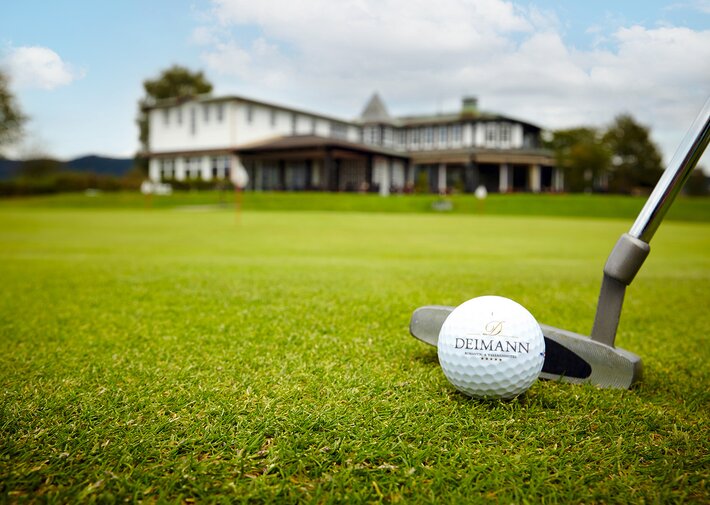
1,193,709,503
3,190,710,222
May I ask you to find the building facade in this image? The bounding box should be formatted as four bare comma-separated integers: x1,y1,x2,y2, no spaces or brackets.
146,93,560,194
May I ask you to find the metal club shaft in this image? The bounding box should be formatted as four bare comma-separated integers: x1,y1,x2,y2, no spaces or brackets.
591,97,710,346
629,97,710,242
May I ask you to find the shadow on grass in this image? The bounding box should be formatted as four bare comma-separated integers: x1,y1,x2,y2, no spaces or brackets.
412,349,439,366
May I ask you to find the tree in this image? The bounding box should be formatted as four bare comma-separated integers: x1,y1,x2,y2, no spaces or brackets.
19,157,63,179
137,65,213,152
546,114,665,194
545,127,610,192
0,70,27,153
603,114,663,193
685,168,709,196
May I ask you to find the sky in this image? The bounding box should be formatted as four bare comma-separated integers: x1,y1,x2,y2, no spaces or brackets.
1,0,709,168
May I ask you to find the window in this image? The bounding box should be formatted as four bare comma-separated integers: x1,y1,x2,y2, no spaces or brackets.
396,130,405,147
194,157,203,178
291,113,297,134
211,156,231,179
163,109,170,126
425,127,434,144
176,107,183,125
366,126,380,145
412,128,420,145
203,104,210,123
311,117,317,134
270,109,277,127
190,107,197,135
159,158,174,180
211,157,219,179
186,157,202,179
330,122,347,139
286,162,308,190
524,133,535,148
452,124,462,143
486,124,497,144
439,126,447,145
261,162,280,190
500,124,511,144
216,104,224,122
247,104,253,123
383,127,393,146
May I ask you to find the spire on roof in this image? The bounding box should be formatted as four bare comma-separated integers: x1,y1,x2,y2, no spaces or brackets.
360,92,392,123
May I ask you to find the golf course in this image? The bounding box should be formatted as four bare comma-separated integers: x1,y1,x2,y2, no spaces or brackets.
1,192,708,503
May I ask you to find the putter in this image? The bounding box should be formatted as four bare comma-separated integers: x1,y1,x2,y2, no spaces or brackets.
410,97,710,389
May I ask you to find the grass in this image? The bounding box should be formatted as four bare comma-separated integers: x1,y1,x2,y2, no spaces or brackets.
2,190,709,222
1,193,709,503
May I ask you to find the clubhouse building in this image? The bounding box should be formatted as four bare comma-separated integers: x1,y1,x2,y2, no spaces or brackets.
146,93,559,195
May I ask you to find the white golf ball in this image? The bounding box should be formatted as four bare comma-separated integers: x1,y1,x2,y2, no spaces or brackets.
437,296,545,399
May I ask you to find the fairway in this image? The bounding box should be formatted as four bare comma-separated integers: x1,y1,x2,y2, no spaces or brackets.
1,197,709,502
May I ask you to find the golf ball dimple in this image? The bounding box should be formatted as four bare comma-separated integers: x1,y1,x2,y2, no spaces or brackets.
437,296,545,399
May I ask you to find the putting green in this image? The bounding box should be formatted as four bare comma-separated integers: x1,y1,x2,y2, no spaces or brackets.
1,202,708,502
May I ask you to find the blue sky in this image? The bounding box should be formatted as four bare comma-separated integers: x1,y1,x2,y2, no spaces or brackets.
1,0,709,167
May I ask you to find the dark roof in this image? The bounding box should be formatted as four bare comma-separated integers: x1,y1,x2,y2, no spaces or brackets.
397,112,541,130
236,135,408,159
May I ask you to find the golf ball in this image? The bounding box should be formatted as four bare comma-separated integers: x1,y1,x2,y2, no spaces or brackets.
437,296,545,399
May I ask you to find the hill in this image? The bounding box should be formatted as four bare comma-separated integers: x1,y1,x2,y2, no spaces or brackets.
0,155,134,179
0,158,22,180
65,155,134,176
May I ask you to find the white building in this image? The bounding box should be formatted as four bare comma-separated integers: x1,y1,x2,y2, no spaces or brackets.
145,93,560,194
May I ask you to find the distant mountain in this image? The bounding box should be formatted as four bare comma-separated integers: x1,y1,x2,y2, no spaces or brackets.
0,158,22,180
65,155,134,176
0,155,134,180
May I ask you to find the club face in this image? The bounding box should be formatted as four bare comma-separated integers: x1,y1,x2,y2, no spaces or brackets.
410,305,642,389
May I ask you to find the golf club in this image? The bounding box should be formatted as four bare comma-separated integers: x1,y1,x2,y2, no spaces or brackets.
409,97,710,389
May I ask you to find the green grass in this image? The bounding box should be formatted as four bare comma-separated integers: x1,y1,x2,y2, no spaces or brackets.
2,190,709,222
1,195,709,503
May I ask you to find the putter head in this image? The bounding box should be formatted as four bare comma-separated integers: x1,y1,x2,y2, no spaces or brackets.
410,305,642,389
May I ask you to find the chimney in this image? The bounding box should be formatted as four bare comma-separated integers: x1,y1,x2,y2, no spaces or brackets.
462,96,479,115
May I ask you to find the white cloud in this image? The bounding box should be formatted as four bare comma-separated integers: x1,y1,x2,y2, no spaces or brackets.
665,1,710,15
207,0,532,66
2,45,84,90
194,0,710,165
201,37,292,88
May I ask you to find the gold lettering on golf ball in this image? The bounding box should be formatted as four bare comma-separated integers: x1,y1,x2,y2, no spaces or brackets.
437,296,545,399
